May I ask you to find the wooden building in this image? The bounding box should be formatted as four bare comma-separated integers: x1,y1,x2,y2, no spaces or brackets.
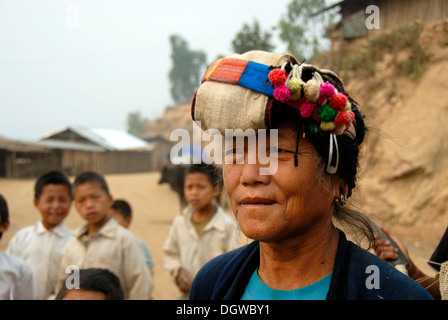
316,0,448,69
35,126,154,176
322,0,448,38
0,135,60,178
139,133,173,170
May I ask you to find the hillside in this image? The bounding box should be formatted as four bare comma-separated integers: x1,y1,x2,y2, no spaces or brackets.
343,20,448,243
141,104,194,141
141,20,448,243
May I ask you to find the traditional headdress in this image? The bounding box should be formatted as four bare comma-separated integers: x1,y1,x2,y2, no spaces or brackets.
191,51,360,174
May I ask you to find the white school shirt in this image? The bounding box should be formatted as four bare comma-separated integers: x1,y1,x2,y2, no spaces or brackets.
57,217,154,300
6,220,73,300
163,205,241,282
0,252,36,300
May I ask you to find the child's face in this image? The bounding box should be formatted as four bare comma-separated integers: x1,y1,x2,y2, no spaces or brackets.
74,182,113,226
184,172,220,211
34,184,72,230
109,208,131,228
61,289,107,300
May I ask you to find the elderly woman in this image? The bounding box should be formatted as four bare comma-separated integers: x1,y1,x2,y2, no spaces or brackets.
188,51,432,300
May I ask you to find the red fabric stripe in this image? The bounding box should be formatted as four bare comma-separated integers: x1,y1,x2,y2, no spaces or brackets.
203,58,249,84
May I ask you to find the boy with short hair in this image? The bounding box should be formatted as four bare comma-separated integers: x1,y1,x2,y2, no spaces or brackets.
55,268,125,300
7,171,73,300
163,163,240,299
57,171,154,300
0,194,35,300
109,199,155,272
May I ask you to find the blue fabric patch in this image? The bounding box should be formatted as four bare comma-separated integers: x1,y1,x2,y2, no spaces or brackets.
238,61,274,97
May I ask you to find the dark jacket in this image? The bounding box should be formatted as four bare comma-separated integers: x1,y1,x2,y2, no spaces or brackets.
189,230,433,300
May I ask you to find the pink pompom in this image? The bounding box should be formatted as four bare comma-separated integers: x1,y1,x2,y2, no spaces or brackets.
274,84,290,102
319,82,336,100
317,94,327,105
299,101,315,118
269,69,287,86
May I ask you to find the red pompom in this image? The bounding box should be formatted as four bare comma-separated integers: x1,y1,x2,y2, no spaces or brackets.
334,111,349,127
268,69,287,86
329,93,347,111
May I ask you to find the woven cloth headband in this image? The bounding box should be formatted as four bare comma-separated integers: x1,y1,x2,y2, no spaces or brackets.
196,56,357,140
191,51,359,174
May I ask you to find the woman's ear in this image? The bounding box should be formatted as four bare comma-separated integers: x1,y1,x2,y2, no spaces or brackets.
333,178,348,202
340,183,349,199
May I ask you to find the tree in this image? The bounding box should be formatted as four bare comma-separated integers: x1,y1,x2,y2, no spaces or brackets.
169,35,207,105
231,19,275,54
278,0,337,61
127,111,147,136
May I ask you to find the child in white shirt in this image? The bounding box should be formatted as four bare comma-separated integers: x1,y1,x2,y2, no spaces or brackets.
0,194,35,300
7,171,73,300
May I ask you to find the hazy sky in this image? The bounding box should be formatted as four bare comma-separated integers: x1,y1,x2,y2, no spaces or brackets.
0,0,335,141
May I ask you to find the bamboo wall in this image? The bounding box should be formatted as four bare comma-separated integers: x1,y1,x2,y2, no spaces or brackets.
375,0,448,31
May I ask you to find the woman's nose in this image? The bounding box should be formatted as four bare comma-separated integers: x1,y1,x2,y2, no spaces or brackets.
239,162,271,186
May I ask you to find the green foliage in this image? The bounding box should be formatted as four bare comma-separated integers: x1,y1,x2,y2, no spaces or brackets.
127,111,148,136
278,0,337,61
231,19,275,54
169,35,207,105
341,22,430,80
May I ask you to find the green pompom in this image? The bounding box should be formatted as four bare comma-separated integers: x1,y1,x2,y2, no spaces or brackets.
317,104,337,122
308,122,324,136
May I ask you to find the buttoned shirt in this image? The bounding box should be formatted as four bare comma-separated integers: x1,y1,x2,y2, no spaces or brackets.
163,205,241,282
57,217,153,300
6,220,73,299
0,252,35,300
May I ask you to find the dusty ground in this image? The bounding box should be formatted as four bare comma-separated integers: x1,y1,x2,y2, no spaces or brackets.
0,172,439,299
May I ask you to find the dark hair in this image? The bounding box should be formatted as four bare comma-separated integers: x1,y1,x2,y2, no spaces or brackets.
73,171,109,194
0,194,8,239
55,268,124,300
270,89,375,248
111,199,132,219
34,171,72,200
185,163,222,188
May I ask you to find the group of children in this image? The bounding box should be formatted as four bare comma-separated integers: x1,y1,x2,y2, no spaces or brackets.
0,163,241,300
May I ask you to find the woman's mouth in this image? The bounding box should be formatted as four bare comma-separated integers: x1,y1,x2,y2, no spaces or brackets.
240,197,276,205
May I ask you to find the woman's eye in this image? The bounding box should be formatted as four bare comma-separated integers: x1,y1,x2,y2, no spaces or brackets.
269,146,288,154
225,148,238,156
269,146,294,159
270,146,280,153
224,148,244,164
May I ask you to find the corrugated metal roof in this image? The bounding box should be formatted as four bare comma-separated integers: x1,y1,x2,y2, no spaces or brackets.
36,126,153,151
35,139,106,152
0,135,50,152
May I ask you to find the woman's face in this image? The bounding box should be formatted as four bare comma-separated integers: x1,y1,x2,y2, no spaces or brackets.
223,120,339,243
